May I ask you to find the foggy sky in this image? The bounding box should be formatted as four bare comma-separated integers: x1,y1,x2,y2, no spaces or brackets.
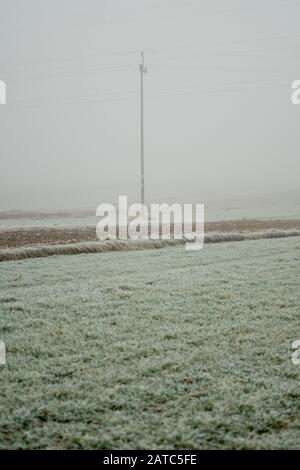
0,0,299,211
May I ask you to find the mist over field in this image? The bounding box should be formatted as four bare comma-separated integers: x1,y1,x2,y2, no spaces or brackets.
0,0,300,212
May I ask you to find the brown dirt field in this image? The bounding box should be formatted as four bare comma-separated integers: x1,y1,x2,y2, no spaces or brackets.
0,219,300,250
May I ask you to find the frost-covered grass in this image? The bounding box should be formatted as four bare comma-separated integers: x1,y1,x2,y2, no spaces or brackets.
0,237,300,449
1,230,300,262
0,214,98,230
1,200,300,230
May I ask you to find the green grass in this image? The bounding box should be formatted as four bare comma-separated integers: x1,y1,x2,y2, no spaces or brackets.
0,237,300,449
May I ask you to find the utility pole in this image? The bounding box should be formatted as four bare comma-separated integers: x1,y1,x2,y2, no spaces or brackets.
139,51,147,205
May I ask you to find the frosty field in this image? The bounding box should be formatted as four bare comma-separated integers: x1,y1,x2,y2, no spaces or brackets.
0,237,300,449
1,198,300,231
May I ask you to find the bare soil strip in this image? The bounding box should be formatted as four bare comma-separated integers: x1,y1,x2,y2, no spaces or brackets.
0,218,300,250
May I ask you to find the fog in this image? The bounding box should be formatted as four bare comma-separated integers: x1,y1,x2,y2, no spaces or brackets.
0,0,299,211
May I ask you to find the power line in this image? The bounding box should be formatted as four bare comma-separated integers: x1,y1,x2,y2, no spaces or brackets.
5,75,291,106
143,33,300,55
3,65,136,83
5,81,290,110
0,49,139,67
1,32,300,68
3,57,298,85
